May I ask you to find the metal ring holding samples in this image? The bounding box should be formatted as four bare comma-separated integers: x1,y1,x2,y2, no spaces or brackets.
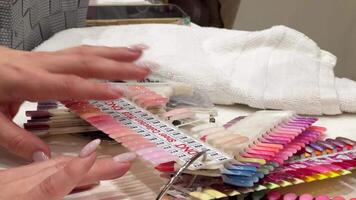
156,149,208,200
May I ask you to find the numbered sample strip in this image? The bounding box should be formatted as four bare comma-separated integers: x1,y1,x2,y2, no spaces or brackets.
63,99,232,170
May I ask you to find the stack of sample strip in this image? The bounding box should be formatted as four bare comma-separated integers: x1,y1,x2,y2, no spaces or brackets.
23,84,356,199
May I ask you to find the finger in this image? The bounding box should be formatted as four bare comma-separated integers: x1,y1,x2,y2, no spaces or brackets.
28,154,96,200
0,156,70,184
0,153,133,186
0,140,100,186
34,54,153,80
27,141,99,200
55,44,147,62
0,113,50,161
11,73,124,101
0,102,21,119
72,182,99,192
77,157,131,187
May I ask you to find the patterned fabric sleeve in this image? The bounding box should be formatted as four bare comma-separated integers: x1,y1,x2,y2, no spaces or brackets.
0,0,89,50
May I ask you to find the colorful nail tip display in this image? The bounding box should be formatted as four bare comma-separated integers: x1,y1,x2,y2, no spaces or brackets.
332,197,345,200
259,192,348,200
63,95,355,197
282,193,298,200
215,111,326,187
64,100,231,170
315,195,330,200
299,194,314,200
25,86,356,200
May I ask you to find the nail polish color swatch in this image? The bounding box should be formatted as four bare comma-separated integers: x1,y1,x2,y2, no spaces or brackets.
26,86,356,200
62,98,232,170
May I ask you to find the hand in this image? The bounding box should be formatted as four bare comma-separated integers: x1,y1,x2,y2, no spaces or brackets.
0,45,153,161
0,139,136,200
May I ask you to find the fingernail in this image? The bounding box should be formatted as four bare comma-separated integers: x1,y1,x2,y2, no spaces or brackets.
135,61,160,71
127,44,149,52
32,151,49,162
79,139,101,158
108,84,127,96
113,152,136,162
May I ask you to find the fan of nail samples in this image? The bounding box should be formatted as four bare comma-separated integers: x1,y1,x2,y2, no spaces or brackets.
290,137,355,160
224,116,355,164
187,111,321,187
24,101,103,137
221,125,325,187
265,191,347,200
167,148,356,199
29,99,344,192
25,99,356,200
260,149,356,187
154,111,323,189
168,183,350,200
62,97,232,170
62,95,324,187
163,112,355,199
26,92,355,199
25,85,214,138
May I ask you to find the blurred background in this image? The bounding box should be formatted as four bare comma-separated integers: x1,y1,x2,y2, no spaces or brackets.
166,0,356,81
92,0,355,80
2,0,354,79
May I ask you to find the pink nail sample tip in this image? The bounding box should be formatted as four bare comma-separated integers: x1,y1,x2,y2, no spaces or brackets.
315,195,330,200
267,191,282,200
283,193,298,200
332,196,345,200
299,194,314,200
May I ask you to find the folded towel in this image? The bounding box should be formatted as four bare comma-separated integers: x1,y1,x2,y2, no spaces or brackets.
34,24,356,115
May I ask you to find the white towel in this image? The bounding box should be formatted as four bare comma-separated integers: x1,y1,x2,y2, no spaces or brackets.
34,24,356,115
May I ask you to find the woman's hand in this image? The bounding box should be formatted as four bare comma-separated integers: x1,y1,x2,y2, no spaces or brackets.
0,139,136,200
0,45,153,161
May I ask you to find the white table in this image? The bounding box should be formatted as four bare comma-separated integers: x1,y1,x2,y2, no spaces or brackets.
0,102,354,199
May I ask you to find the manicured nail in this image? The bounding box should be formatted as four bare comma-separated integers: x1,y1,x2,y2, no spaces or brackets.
79,139,101,158
135,61,160,71
107,84,127,96
113,152,136,162
32,151,49,162
127,44,149,52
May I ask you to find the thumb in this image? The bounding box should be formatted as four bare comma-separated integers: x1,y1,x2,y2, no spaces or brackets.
0,113,50,161
27,139,100,200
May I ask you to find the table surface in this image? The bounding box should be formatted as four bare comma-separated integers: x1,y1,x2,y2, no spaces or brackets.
0,102,354,199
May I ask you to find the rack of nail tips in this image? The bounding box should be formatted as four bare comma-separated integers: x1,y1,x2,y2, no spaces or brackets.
23,82,356,200
164,115,356,200
25,101,104,137
61,96,231,169
25,82,226,168
167,188,351,200
264,191,349,200
24,81,216,138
